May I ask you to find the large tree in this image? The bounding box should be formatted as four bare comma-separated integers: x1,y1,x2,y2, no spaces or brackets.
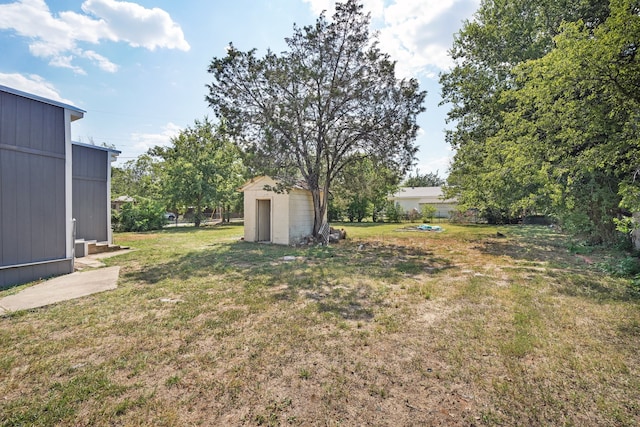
504,0,640,241
149,118,245,227
206,0,425,236
440,0,612,226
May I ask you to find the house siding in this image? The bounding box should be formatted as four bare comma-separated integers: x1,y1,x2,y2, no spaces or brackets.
0,89,72,288
72,144,108,242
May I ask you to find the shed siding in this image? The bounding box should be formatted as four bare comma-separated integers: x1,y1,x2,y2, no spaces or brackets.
0,90,71,288
288,190,314,244
241,176,319,245
72,145,108,242
244,187,291,244
272,193,290,245
243,190,257,242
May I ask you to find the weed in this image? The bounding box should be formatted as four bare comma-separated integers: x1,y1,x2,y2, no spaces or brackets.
408,283,432,299
299,368,311,380
165,375,180,388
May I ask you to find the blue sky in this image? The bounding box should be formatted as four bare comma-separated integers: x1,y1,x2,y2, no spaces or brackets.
0,0,479,176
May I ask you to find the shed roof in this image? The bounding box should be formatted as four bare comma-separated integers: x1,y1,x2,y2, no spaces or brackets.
0,85,85,121
239,175,309,192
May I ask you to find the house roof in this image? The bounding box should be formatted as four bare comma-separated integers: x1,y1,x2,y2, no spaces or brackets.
389,186,457,203
0,85,85,121
72,141,120,163
72,141,120,153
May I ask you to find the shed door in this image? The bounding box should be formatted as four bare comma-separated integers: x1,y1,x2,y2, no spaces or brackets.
257,199,271,242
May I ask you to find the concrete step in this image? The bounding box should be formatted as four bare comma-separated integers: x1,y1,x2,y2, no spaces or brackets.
88,242,128,255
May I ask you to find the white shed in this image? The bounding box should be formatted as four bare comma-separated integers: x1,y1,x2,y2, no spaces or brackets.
239,176,318,245
389,186,458,218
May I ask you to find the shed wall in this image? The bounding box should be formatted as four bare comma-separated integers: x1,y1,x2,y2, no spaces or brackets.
72,145,108,242
288,190,314,244
243,187,292,244
0,90,72,288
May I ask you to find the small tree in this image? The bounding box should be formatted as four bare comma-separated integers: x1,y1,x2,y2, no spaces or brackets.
403,170,445,187
385,202,404,223
421,204,437,223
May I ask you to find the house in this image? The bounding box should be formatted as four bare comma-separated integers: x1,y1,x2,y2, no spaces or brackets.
72,142,120,249
239,176,322,245
388,186,458,218
0,85,119,288
111,195,135,212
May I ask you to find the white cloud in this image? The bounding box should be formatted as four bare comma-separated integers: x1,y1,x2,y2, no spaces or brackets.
0,0,189,74
378,0,479,78
81,49,119,72
414,154,453,176
131,122,182,153
81,0,190,51
301,0,479,79
0,72,75,104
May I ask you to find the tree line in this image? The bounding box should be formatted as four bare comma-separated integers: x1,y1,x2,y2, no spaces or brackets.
441,0,639,245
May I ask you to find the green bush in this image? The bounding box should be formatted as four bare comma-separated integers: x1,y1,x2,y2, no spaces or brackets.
384,202,404,223
420,204,437,223
113,198,166,232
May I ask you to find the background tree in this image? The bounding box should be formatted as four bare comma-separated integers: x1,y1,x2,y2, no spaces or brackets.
149,118,245,227
421,204,437,223
403,169,445,187
329,157,401,222
206,0,425,237
503,0,640,242
113,198,166,232
439,0,622,235
111,154,164,200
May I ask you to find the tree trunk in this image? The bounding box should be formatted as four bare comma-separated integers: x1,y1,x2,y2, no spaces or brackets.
194,196,202,227
311,188,323,236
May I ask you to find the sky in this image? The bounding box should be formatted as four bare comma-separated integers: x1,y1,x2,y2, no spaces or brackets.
0,0,480,176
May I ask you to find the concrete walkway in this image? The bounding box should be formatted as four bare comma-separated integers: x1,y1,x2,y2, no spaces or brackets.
0,253,126,315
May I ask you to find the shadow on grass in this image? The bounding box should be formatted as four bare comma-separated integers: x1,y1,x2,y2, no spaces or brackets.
474,226,639,302
124,239,454,321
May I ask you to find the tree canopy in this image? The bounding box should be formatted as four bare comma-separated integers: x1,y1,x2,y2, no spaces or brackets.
111,154,164,201
329,157,401,222
441,0,640,243
149,118,245,227
403,170,445,187
206,0,426,236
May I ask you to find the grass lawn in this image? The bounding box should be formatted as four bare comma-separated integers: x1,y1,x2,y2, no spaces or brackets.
1,222,639,426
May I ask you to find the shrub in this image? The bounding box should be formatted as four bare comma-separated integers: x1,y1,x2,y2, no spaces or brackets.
384,202,404,223
114,198,166,232
420,204,437,223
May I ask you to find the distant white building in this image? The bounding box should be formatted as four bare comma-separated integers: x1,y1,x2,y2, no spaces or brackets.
389,186,458,218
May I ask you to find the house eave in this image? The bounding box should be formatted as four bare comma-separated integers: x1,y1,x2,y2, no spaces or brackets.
0,85,85,121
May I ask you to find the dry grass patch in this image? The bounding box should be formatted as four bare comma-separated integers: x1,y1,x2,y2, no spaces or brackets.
1,223,639,426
